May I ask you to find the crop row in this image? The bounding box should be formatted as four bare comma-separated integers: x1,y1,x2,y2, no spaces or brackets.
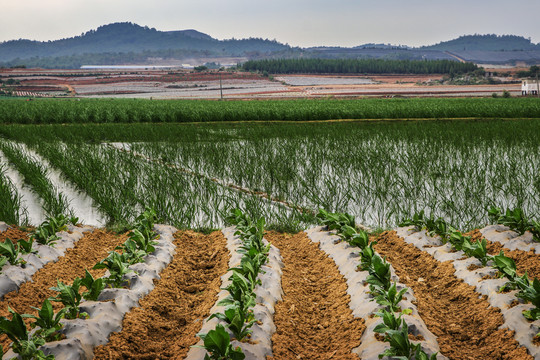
1,216,86,299
398,208,540,357
313,210,443,359
1,98,540,124
187,209,284,359
0,209,177,360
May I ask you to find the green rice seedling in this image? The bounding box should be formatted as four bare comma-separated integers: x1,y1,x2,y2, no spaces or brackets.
0,141,70,217
21,299,66,342
195,324,245,360
49,278,87,320
0,164,24,225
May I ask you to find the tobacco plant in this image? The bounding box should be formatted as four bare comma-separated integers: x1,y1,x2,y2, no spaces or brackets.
209,305,256,341
31,215,68,246
0,238,26,266
317,209,355,230
366,254,392,294
49,278,87,320
93,251,133,288
374,282,408,312
21,299,66,342
461,237,490,266
196,324,245,360
0,308,55,360
80,269,105,301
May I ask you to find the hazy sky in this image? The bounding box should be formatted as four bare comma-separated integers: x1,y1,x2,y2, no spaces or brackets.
2,0,540,47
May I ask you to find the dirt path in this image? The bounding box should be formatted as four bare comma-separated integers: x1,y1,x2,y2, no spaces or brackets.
469,229,540,279
0,229,127,350
93,230,229,360
265,231,364,359
374,231,532,360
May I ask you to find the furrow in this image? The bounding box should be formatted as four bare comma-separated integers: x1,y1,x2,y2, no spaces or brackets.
92,230,230,360
185,227,284,360
393,226,535,359
265,230,365,360
306,226,444,359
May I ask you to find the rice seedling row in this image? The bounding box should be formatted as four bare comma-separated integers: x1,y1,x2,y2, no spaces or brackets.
0,167,23,226
0,141,70,218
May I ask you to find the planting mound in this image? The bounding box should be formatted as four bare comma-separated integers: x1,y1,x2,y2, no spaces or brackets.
93,230,229,359
265,231,365,359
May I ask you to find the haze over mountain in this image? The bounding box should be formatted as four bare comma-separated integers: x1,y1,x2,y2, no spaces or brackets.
1,23,540,68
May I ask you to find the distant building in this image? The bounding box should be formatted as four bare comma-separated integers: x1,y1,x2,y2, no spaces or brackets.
522,80,539,95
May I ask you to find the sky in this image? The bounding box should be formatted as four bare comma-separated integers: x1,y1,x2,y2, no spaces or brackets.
1,0,540,47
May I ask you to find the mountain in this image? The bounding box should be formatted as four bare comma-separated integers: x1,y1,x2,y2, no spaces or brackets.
423,34,540,51
0,22,291,63
1,25,540,68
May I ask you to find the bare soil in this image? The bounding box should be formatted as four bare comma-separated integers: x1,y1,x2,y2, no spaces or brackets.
265,231,365,360
0,229,127,350
0,227,32,243
374,230,532,360
93,230,229,360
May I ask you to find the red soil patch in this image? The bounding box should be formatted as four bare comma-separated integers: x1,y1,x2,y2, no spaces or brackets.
374,230,532,360
93,230,229,360
265,231,365,360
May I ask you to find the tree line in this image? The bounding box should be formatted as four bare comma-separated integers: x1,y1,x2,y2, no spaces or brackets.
241,58,478,75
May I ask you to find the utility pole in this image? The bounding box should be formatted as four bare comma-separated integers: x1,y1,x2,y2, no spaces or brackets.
219,73,223,100
536,72,539,98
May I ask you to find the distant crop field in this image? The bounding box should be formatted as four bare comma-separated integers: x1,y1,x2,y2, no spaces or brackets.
0,98,539,124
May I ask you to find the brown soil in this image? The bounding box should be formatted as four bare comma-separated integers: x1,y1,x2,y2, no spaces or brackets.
93,230,229,360
265,231,365,360
0,229,127,350
374,231,532,360
469,230,540,279
0,227,32,243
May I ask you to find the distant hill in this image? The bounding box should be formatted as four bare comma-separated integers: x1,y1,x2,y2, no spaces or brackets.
0,22,291,63
423,34,540,51
1,26,540,68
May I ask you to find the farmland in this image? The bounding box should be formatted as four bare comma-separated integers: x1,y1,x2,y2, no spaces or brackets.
0,98,539,359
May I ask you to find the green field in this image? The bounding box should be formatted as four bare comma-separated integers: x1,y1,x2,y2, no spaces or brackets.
0,104,538,231
1,98,540,124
